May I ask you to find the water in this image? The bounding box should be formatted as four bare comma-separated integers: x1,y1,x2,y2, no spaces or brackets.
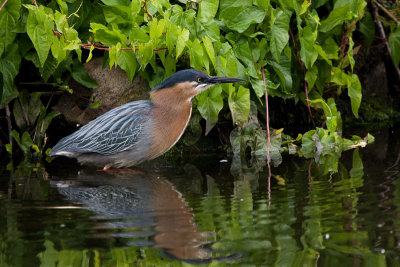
1,126,400,266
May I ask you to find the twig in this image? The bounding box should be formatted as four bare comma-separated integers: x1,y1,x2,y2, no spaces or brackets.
0,0,8,10
303,72,315,126
52,29,168,52
371,3,400,80
143,0,153,19
373,0,400,25
262,67,271,164
32,0,38,8
5,104,12,153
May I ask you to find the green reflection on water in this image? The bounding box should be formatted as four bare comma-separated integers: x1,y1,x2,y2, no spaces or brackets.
1,147,400,266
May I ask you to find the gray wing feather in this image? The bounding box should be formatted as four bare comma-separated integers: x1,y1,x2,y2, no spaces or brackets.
51,100,153,156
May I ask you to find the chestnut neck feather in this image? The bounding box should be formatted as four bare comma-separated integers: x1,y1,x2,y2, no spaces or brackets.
147,82,195,159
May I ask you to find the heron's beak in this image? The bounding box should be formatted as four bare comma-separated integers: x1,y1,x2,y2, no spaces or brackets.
206,76,246,84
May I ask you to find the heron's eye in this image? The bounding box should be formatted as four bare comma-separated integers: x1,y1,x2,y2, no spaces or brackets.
197,77,201,83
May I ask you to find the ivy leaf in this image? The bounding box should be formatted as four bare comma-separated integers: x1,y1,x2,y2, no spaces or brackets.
196,85,223,135
189,39,205,70
270,9,290,62
320,4,351,32
198,0,219,22
90,101,102,109
228,85,250,126
71,61,98,88
176,28,189,60
0,0,21,57
90,23,126,47
118,50,137,83
0,43,20,106
305,65,318,89
51,35,67,65
26,6,54,67
220,6,266,33
166,23,178,52
102,5,131,24
389,26,400,67
137,42,154,70
359,11,375,47
129,27,150,44
299,26,318,69
347,74,361,118
203,36,216,68
269,53,292,92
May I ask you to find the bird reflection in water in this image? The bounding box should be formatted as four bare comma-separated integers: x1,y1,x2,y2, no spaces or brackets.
51,169,215,263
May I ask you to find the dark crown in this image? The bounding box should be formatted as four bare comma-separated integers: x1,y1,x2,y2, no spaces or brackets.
151,69,209,91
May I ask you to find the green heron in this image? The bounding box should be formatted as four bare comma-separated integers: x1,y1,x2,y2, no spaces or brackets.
50,69,245,169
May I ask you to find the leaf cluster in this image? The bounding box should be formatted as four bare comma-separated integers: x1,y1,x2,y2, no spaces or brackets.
0,0,378,165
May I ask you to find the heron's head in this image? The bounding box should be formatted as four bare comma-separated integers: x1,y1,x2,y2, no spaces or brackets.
150,69,245,101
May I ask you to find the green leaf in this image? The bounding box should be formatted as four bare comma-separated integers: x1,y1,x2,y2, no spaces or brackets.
20,131,33,156
269,53,292,92
71,61,99,88
347,74,362,118
166,23,178,52
299,26,318,69
203,36,216,68
305,65,318,89
90,101,102,109
189,39,206,70
0,43,20,106
349,149,363,179
26,6,54,67
102,5,131,24
149,18,165,44
130,27,150,44
176,28,189,60
228,85,250,126
40,54,58,82
51,35,68,65
198,0,219,22
13,91,42,130
90,23,127,47
38,110,60,137
5,143,12,154
359,11,375,47
389,26,400,67
220,6,266,33
137,42,154,69
86,45,95,63
196,85,223,135
0,0,21,57
319,4,352,32
270,9,290,62
118,50,137,83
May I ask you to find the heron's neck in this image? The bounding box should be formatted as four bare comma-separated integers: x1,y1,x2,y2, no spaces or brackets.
148,90,193,159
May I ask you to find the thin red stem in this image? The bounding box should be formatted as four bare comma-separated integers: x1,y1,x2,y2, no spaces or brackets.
32,0,38,8
0,0,9,10
303,72,315,126
262,67,271,164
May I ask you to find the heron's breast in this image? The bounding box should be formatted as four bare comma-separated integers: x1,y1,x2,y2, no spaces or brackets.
148,100,192,159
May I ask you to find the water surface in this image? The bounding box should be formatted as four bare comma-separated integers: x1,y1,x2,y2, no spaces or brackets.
1,126,400,266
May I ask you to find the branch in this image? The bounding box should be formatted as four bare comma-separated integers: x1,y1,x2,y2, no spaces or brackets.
373,0,400,25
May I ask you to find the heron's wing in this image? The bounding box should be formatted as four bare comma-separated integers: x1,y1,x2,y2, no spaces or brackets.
52,101,153,155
